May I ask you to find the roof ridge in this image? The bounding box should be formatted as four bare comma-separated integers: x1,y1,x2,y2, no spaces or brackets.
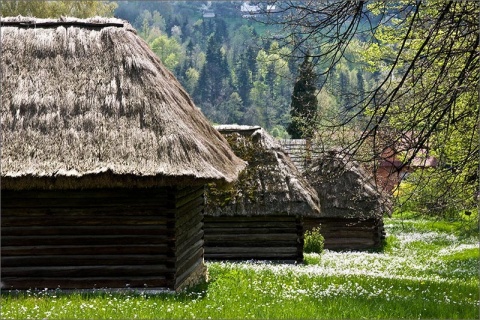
0,20,124,29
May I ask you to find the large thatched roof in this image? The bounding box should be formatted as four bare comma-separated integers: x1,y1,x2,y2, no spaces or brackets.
1,17,245,189
205,125,321,217
307,150,392,219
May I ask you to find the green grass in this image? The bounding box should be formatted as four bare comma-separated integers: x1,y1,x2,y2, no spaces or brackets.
2,216,479,319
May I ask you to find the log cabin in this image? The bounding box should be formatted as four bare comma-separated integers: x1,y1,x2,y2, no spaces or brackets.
304,150,392,250
204,126,321,263
0,16,245,291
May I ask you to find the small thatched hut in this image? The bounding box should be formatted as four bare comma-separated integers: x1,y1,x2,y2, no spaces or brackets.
1,17,245,291
204,125,321,263
304,150,392,250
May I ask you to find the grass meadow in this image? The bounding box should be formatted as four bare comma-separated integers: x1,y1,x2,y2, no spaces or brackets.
2,214,479,319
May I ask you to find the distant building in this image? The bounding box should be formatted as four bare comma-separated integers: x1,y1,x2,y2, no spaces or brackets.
241,1,260,14
203,10,215,18
266,5,276,12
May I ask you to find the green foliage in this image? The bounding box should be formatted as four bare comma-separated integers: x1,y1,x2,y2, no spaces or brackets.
303,227,324,254
395,168,477,220
287,55,318,139
148,34,183,70
0,0,117,18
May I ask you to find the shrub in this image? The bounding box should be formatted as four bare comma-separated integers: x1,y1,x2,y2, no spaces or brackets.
304,227,324,254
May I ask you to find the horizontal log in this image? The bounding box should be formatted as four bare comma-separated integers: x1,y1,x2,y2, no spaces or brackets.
175,188,205,209
204,233,298,241
203,227,299,235
304,218,380,228
174,258,204,290
2,225,170,237
319,230,377,238
175,231,204,255
204,221,296,229
2,188,175,200
175,186,204,200
175,198,204,228
204,216,297,222
1,277,173,290
2,254,172,268
205,252,299,260
324,239,376,248
2,216,175,227
2,244,174,256
2,265,175,278
2,234,174,246
205,240,300,248
1,207,176,217
205,247,298,254
176,239,204,265
175,213,203,235
175,248,204,281
176,222,203,246
2,196,176,208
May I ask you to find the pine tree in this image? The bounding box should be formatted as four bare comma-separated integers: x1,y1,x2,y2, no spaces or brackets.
287,55,318,139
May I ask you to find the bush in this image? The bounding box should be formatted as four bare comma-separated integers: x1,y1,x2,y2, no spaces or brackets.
395,168,477,220
304,227,324,254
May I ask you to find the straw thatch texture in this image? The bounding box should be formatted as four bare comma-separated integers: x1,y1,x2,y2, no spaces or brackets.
307,150,392,219
205,125,320,217
1,16,245,189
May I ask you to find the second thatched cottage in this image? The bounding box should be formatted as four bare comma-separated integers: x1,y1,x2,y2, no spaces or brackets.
304,150,392,250
204,125,321,263
1,17,245,291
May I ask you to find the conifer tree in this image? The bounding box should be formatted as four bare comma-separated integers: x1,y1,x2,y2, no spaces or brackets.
287,55,318,139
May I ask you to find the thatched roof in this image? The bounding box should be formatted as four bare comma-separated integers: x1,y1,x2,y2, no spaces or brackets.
307,150,392,219
205,125,321,217
1,17,245,190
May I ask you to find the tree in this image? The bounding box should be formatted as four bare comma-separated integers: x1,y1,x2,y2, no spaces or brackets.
0,0,117,18
194,34,232,121
149,34,183,71
263,1,479,213
287,55,318,139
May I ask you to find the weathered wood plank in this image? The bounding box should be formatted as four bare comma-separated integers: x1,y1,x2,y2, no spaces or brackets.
1,277,172,290
2,235,174,246
176,239,204,267
2,266,174,278
204,240,299,247
1,207,176,216
1,188,175,200
204,233,298,241
203,221,296,229
175,231,204,255
204,216,297,222
176,222,203,246
319,230,377,238
174,258,203,290
2,244,174,256
2,216,175,227
203,227,298,234
2,225,170,237
175,188,205,209
205,252,299,260
1,255,171,267
176,206,203,232
175,247,204,282
205,247,298,254
175,186,204,199
176,213,203,237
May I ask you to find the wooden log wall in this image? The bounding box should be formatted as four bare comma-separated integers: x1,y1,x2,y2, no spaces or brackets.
304,217,386,251
1,186,206,290
172,186,206,290
203,215,304,263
